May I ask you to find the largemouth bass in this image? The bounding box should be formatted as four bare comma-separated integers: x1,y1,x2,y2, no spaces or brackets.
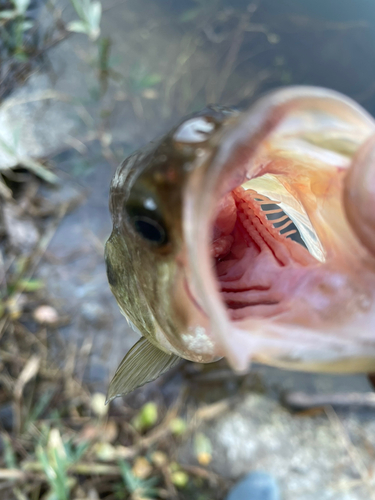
105,86,375,402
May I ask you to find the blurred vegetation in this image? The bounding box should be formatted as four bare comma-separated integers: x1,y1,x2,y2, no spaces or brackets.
0,0,101,99
67,0,101,41
0,218,229,498
0,0,35,61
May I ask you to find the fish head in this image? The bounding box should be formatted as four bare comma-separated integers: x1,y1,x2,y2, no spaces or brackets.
184,86,375,372
106,86,375,400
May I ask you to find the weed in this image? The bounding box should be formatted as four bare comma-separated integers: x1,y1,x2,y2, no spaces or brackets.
0,0,33,60
0,128,59,184
67,0,102,41
116,460,159,499
126,63,162,96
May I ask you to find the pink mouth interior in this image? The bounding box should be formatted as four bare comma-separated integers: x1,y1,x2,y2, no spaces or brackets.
212,187,318,321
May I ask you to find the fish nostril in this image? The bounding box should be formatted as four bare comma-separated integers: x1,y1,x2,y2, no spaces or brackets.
132,216,167,245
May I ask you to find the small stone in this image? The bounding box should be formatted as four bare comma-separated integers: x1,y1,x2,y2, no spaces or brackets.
33,305,59,324
142,89,158,99
3,204,39,251
91,392,108,417
267,33,280,44
132,456,152,479
150,451,168,467
197,452,212,466
93,442,116,461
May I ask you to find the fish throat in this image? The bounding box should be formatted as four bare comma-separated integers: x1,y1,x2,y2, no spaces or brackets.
212,185,317,322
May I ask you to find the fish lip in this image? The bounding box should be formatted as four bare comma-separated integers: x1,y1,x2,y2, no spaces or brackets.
183,276,208,318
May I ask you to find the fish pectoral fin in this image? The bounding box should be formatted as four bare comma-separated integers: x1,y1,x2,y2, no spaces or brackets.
106,337,182,403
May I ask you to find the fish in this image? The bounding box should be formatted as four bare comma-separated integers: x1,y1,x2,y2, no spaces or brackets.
105,86,375,402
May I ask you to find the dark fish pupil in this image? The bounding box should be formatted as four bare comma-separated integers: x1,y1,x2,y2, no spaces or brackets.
132,216,166,245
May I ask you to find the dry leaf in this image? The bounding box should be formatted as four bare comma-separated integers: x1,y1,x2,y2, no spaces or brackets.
14,355,40,400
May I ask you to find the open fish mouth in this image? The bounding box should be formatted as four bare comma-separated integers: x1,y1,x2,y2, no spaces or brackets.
106,86,375,400
213,186,316,320
183,86,375,372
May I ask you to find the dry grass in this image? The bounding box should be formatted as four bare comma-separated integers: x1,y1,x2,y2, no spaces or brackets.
0,317,228,499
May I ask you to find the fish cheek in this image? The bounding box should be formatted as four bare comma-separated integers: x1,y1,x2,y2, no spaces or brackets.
149,261,183,334
110,226,183,350
105,255,118,288
105,231,156,337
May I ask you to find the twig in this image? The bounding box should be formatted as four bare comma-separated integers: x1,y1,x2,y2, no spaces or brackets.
187,398,232,432
75,336,94,384
11,196,81,305
182,464,222,486
21,461,122,476
325,406,375,499
13,322,48,353
0,90,72,113
0,317,8,341
285,391,375,410
0,350,59,379
215,12,250,101
0,469,27,480
135,389,187,450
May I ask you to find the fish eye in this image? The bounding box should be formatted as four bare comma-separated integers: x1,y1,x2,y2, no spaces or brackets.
124,202,169,247
131,215,166,245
